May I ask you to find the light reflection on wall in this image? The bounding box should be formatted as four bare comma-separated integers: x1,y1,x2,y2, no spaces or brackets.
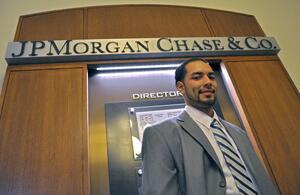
95,69,176,78
94,62,181,79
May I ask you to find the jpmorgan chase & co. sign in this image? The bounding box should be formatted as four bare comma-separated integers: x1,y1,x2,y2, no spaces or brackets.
5,37,280,65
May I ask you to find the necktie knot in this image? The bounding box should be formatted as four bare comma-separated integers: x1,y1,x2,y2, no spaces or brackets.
210,119,221,129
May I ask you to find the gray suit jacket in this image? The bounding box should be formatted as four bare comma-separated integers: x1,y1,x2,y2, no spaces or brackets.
141,111,279,195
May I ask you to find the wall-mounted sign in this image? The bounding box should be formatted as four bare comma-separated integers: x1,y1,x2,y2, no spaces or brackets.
132,91,181,100
5,37,280,65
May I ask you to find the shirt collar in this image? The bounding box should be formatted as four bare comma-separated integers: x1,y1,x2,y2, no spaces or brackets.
185,105,221,128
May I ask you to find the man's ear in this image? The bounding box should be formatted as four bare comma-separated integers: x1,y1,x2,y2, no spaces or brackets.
176,81,185,95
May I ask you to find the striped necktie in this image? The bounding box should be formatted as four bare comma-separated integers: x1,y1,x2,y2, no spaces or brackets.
210,119,258,195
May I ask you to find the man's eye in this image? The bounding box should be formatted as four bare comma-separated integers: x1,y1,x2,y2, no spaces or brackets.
192,75,202,80
208,74,216,80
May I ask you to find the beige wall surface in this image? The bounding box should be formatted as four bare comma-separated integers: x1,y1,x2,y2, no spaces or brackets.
0,0,299,92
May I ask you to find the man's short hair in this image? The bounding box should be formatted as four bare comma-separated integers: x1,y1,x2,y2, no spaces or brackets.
175,58,210,84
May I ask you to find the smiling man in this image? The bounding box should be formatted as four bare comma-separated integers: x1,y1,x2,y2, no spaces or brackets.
141,58,279,195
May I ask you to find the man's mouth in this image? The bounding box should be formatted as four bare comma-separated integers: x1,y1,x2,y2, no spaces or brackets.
199,88,215,94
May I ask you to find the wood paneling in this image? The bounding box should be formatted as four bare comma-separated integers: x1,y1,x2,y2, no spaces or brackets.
14,5,266,40
0,66,89,195
87,5,212,38
16,9,84,41
203,9,265,36
225,59,300,195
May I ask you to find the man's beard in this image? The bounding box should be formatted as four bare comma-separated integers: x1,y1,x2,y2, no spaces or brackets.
186,91,216,110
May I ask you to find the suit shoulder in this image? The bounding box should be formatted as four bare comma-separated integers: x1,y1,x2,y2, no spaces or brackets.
143,116,180,137
220,119,247,136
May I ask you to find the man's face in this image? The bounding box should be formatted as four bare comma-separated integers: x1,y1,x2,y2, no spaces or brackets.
176,60,218,110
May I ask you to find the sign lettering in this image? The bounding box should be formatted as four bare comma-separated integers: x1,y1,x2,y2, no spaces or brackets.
5,37,280,65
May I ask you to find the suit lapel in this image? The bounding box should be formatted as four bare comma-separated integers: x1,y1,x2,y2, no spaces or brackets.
177,111,222,171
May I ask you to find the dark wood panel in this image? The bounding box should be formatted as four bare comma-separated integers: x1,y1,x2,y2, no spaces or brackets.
16,9,84,41
0,67,88,195
87,5,212,38
226,60,300,195
203,9,265,36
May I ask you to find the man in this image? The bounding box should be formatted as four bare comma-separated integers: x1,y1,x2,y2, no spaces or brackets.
141,58,279,195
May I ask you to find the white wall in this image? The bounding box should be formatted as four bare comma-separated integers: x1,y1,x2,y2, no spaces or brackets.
1,0,299,92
